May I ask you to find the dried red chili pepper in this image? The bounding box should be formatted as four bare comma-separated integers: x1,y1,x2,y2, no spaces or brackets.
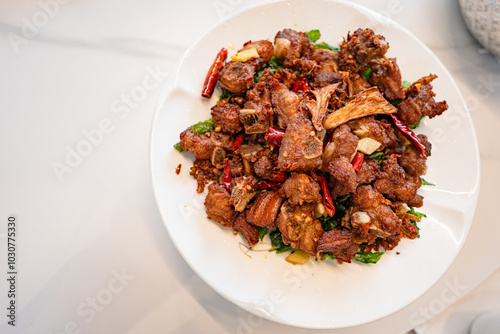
318,175,335,217
256,181,281,190
223,159,231,191
292,80,309,93
232,133,245,151
269,170,288,183
265,127,285,147
351,152,364,172
390,114,427,158
201,48,228,98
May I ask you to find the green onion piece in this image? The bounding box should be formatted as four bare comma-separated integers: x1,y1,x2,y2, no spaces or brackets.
353,249,384,264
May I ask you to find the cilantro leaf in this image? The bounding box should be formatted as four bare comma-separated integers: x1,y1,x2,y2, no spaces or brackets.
189,118,215,134
173,142,184,152
307,29,321,43
321,252,336,261
403,80,412,90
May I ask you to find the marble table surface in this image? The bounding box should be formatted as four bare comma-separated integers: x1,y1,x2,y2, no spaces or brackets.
1,0,499,333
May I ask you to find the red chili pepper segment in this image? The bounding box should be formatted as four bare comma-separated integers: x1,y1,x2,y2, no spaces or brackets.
265,127,285,147
223,159,231,191
232,133,245,152
318,175,335,217
256,181,281,190
269,170,288,183
292,80,309,93
390,114,427,158
201,48,228,98
351,152,364,172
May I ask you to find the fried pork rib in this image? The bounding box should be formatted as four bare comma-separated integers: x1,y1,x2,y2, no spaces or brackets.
175,27,448,263
277,202,324,255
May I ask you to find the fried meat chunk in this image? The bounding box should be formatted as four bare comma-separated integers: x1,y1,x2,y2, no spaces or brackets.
280,173,321,206
317,229,359,263
277,202,324,255
205,183,235,227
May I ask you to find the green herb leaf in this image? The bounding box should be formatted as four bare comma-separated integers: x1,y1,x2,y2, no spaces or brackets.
403,80,412,90
318,215,339,231
366,151,385,167
361,67,372,80
353,249,384,264
254,55,283,82
257,227,269,241
173,142,184,152
407,207,427,220
316,41,340,52
390,100,402,107
189,118,215,135
409,116,423,129
217,88,232,103
421,178,435,186
269,229,297,254
321,252,336,261
307,29,321,43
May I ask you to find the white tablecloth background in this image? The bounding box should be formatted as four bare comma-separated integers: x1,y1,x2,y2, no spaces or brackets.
1,0,499,333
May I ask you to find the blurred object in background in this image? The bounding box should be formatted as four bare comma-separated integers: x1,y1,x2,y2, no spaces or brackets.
459,0,500,58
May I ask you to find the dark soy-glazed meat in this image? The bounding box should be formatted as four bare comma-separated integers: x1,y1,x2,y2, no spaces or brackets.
175,27,449,264
280,173,321,206
277,202,324,255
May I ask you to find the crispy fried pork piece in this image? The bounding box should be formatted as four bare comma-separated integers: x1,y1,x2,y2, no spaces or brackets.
329,157,358,198
349,185,402,237
233,212,260,246
276,202,324,255
322,124,358,169
269,78,304,128
316,229,359,263
253,155,274,179
349,72,371,95
179,129,216,160
397,74,448,126
280,173,321,206
399,134,431,177
305,83,339,132
211,103,243,134
348,116,398,148
292,58,319,75
205,183,235,227
230,176,258,212
357,159,379,185
246,190,284,228
373,156,423,207
241,70,273,134
323,87,397,130
341,28,389,64
368,57,405,101
310,70,343,89
274,29,315,67
219,61,255,95
309,48,339,72
277,118,323,172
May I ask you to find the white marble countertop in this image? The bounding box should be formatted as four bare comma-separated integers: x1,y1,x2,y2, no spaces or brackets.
1,0,499,333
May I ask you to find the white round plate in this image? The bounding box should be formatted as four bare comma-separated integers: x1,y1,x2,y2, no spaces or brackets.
150,0,480,329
